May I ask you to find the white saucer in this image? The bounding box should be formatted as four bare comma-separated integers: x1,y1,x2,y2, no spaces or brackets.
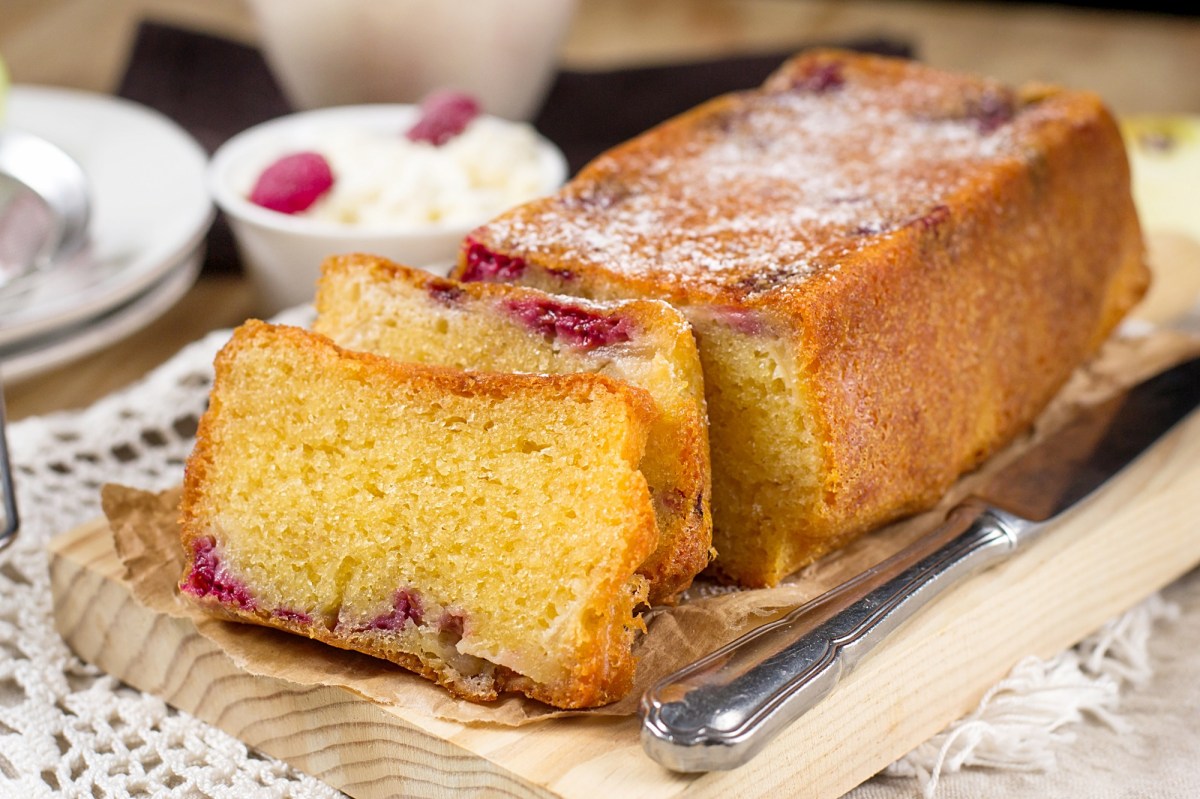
0,247,202,383
0,86,213,348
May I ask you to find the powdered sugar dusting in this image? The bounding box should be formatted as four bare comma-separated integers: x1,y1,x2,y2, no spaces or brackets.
476,53,1041,295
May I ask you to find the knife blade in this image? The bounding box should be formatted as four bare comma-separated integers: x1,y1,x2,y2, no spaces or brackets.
640,353,1200,773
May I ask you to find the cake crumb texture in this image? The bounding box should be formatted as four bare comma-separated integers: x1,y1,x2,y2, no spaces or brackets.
180,320,659,708
314,254,712,604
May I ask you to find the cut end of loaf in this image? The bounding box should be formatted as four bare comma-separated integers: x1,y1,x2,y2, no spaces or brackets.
180,320,659,708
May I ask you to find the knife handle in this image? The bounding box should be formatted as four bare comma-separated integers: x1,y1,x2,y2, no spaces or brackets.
639,499,1032,773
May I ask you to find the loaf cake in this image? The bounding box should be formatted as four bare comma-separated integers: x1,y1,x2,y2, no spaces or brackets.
454,49,1150,586
312,253,712,604
179,320,659,708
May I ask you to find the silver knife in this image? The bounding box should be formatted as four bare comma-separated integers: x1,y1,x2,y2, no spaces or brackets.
640,353,1200,772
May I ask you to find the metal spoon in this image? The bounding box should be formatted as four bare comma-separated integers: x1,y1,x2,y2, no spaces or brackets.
0,382,16,550
0,129,90,547
0,129,91,287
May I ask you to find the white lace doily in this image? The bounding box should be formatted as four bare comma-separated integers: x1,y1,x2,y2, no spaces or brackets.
0,310,1180,798
0,308,340,799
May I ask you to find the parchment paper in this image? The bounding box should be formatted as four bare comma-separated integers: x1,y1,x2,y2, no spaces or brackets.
100,329,1200,727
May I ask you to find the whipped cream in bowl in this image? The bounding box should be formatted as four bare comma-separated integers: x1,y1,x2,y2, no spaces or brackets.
306,119,554,229
208,99,567,313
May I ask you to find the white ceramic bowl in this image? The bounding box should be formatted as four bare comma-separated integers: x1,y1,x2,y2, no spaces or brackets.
208,104,568,314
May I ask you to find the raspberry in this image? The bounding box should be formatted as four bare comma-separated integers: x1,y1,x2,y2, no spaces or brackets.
181,537,256,610
406,90,481,146
248,151,334,214
438,611,466,637
911,204,951,231
365,588,425,631
427,280,465,305
459,240,526,283
504,297,633,350
790,62,845,94
273,608,313,625
715,307,767,336
970,91,1015,134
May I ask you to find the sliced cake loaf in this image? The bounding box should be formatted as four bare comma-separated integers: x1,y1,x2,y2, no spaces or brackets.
453,49,1150,586
312,253,712,604
179,320,659,708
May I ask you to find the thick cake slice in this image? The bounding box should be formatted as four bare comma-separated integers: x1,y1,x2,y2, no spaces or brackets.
179,321,659,708
454,49,1150,587
313,253,711,604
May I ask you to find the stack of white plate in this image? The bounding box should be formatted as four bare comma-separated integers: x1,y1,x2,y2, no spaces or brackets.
0,86,213,382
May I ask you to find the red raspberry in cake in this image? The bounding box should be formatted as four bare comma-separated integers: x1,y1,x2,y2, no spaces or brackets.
437,610,466,638
789,61,845,93
272,608,313,625
363,588,424,631
911,204,951,232
970,90,1015,134
180,537,256,610
248,151,334,214
503,296,633,350
427,280,465,306
712,307,769,336
459,239,527,283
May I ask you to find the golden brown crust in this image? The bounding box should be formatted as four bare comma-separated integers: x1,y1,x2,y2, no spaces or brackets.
182,588,640,707
761,86,1150,576
454,49,1149,586
175,591,500,701
180,320,659,708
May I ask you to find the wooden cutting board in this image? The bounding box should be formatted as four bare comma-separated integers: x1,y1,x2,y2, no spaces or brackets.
47,398,1200,799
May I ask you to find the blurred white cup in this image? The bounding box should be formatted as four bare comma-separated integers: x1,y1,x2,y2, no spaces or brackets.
247,0,578,120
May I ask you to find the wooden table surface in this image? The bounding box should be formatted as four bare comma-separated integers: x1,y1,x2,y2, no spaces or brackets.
3,0,1199,420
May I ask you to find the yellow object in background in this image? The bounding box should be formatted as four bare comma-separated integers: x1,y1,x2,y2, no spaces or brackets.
1120,116,1200,326
1121,117,1200,238
0,55,8,122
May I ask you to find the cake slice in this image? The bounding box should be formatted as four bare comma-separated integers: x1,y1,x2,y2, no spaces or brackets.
313,253,711,604
179,320,659,708
454,49,1150,587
